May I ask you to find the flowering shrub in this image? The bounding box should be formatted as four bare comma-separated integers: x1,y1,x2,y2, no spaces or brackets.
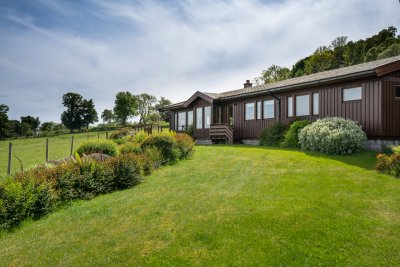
298,117,367,154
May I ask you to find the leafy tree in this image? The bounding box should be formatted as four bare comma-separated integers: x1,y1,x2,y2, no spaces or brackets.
61,93,84,132
154,97,172,122
137,93,157,124
101,109,115,124
378,43,400,59
260,65,291,84
330,36,348,68
8,120,20,137
0,104,10,139
290,57,309,78
304,46,334,74
21,115,40,135
113,91,138,125
81,99,98,130
40,122,56,132
143,112,161,124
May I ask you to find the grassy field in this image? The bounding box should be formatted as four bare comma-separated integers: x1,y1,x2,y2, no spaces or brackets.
0,132,108,177
1,145,400,266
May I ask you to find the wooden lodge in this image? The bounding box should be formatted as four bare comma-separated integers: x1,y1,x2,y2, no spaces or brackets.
163,56,400,148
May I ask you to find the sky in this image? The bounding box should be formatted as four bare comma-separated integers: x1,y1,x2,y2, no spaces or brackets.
0,0,399,123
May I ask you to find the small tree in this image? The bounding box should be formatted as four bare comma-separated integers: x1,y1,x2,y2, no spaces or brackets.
81,99,98,130
101,109,115,124
21,115,40,136
0,104,10,139
113,91,138,125
137,93,157,124
155,97,172,122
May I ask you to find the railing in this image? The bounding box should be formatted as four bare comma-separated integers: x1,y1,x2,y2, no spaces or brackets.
209,123,234,144
130,124,169,135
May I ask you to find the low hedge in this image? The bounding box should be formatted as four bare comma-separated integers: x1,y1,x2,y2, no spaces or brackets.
76,140,119,157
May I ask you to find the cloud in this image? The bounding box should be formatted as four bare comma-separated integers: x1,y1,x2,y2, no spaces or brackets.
0,0,399,122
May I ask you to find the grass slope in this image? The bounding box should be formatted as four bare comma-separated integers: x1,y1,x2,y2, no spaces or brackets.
1,146,400,266
0,132,107,176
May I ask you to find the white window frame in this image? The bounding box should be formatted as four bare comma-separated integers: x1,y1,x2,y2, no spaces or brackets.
178,112,186,131
295,95,310,116
343,86,362,101
312,93,319,115
256,101,262,120
196,107,203,129
263,100,275,119
204,106,211,129
187,111,193,126
287,96,293,117
245,102,255,121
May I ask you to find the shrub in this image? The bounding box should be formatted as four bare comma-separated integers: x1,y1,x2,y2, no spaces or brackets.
259,122,288,146
141,132,180,164
174,133,195,159
376,153,400,177
143,146,164,169
106,154,143,189
185,125,194,137
281,120,312,148
76,140,119,157
109,128,133,139
299,117,367,155
132,131,149,144
389,145,400,155
120,143,142,155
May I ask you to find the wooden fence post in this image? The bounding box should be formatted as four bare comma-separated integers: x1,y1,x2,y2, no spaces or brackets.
106,130,109,140
7,142,12,176
70,136,74,157
46,138,49,162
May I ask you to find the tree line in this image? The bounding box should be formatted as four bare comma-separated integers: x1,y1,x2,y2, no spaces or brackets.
256,26,400,84
0,92,171,139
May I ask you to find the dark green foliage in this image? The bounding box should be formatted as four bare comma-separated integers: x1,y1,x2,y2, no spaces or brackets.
141,132,180,164
106,154,142,189
113,91,139,125
110,128,132,139
120,143,143,154
154,97,172,122
76,140,119,157
281,120,312,148
20,116,40,135
376,153,400,178
0,104,9,139
259,122,288,146
174,133,195,159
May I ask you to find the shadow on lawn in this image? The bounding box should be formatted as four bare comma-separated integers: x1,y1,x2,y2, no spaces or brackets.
231,145,378,171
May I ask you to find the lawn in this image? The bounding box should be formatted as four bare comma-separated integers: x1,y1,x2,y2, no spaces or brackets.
1,145,400,266
0,132,108,177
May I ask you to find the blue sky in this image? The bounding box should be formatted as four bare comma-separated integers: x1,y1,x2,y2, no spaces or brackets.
0,0,399,123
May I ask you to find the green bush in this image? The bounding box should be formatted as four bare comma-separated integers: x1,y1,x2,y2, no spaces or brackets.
299,117,367,155
141,132,180,164
281,120,312,148
109,128,132,139
120,143,142,155
143,146,164,169
76,140,119,157
376,153,400,177
106,154,143,189
389,145,400,155
259,122,288,146
174,133,195,159
132,131,149,144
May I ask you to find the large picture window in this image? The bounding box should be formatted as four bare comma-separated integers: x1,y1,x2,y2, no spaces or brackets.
313,93,319,115
296,95,310,116
263,100,274,119
178,112,186,131
187,111,193,126
256,101,262,120
204,106,211,129
287,96,293,117
196,107,203,129
245,103,255,120
174,113,178,131
343,86,362,101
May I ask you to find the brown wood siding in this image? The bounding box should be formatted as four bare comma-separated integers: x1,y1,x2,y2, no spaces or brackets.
382,78,400,138
189,98,211,139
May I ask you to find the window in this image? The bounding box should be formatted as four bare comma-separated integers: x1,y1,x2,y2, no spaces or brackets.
204,106,211,129
178,112,186,131
256,101,262,120
187,111,193,126
245,103,255,120
287,96,293,117
313,93,319,115
263,100,274,119
174,113,178,131
396,85,400,98
343,86,362,101
196,107,203,129
296,95,310,116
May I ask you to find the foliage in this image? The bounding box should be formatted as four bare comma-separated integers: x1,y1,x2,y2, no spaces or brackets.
141,132,180,164
105,154,143,190
113,92,139,125
185,125,194,137
101,109,115,124
388,145,400,155
0,104,9,139
120,142,142,155
132,130,148,143
137,93,157,124
259,122,288,146
261,65,291,84
81,99,98,129
154,97,172,122
376,153,400,178
304,46,334,74
76,140,119,157
174,133,195,159
299,117,367,155
281,120,312,148
109,128,133,139
143,146,164,169
20,116,40,135
377,43,400,60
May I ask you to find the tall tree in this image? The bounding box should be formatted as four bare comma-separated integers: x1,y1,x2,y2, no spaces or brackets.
137,93,157,124
81,99,98,130
0,104,10,139
40,122,56,133
113,91,138,125
101,109,115,124
304,46,334,74
21,115,40,135
154,97,172,122
260,65,291,84
61,93,84,132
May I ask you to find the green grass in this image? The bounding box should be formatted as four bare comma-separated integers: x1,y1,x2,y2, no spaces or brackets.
1,145,400,266
0,132,108,177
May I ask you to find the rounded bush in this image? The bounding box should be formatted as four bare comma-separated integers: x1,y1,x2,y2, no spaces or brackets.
281,120,312,148
109,128,133,139
76,140,119,157
259,122,287,146
174,133,195,159
299,117,367,154
120,143,143,155
141,132,180,164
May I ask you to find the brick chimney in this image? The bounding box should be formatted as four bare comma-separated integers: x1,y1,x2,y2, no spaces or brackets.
243,80,252,88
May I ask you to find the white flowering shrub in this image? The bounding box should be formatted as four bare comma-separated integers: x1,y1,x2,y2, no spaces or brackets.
298,117,367,155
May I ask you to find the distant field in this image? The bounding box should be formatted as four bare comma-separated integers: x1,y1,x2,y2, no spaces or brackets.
0,132,108,177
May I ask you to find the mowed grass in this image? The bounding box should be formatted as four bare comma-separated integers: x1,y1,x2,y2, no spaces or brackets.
0,132,108,177
1,146,400,266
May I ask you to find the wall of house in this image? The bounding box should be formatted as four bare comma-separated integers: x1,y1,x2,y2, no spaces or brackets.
381,71,400,138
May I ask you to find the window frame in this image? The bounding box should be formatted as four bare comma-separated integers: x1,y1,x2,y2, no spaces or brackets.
195,107,203,130
187,110,194,126
256,101,262,120
263,99,275,119
342,86,362,102
178,111,186,131
312,92,319,115
295,94,310,117
245,102,256,121
287,96,293,117
204,106,211,129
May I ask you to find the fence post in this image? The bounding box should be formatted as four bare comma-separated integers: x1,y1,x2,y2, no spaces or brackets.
7,142,12,176
46,138,49,162
106,130,109,140
70,136,74,157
